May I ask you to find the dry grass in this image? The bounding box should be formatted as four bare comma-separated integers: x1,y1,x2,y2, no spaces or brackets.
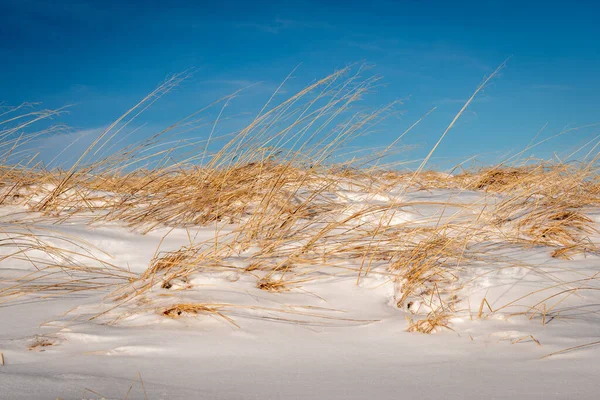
477,164,600,251
470,167,531,192
406,310,453,334
161,303,239,327
391,232,468,313
256,276,292,292
551,242,599,259
1,65,599,336
28,335,57,351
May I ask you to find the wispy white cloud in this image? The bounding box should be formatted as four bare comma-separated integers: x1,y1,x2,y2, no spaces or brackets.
345,36,493,72
35,127,103,166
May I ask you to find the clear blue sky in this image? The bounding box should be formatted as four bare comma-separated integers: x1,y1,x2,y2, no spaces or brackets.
2,0,599,169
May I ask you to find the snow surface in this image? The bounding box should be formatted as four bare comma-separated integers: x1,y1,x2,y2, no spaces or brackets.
1,188,600,400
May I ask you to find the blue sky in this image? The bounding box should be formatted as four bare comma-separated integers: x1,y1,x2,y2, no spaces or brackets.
2,0,599,169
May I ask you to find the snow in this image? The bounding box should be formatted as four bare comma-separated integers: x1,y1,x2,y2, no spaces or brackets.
1,187,600,400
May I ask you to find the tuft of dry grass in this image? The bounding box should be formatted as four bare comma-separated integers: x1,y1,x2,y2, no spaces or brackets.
406,310,452,334
470,167,530,192
522,209,596,246
28,335,57,351
391,231,470,314
256,276,291,292
162,302,228,318
551,242,599,259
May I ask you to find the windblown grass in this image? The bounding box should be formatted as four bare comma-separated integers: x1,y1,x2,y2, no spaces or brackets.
1,64,599,335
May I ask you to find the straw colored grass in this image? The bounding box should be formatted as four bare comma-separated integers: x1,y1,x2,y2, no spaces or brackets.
1,64,599,337
406,310,453,334
161,303,238,326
